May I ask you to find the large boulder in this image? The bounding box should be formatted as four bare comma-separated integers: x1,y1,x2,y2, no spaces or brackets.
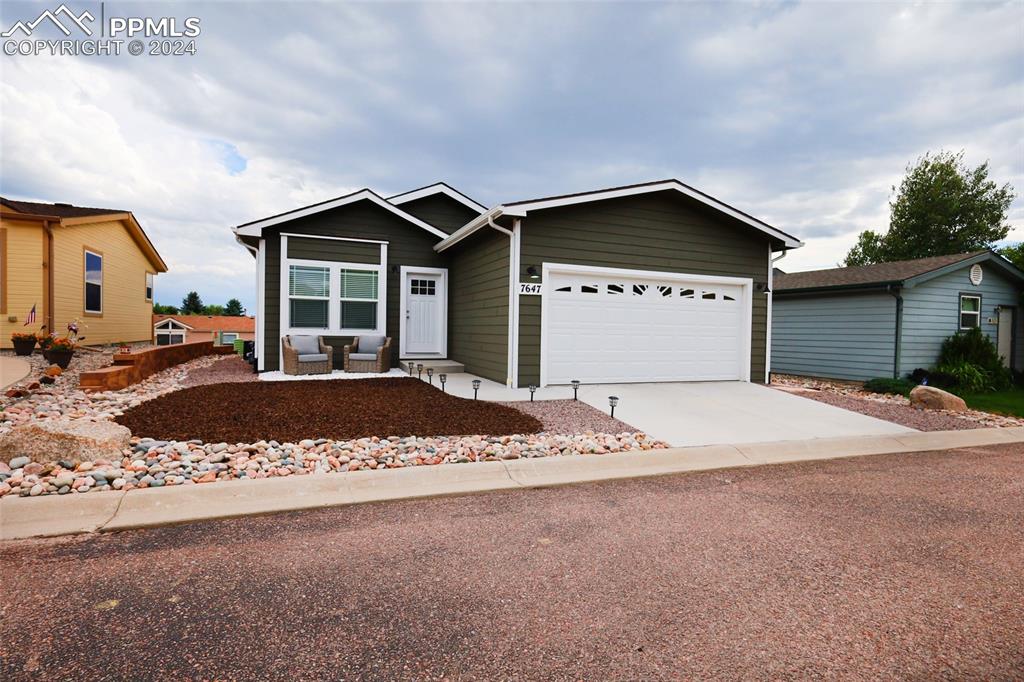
0,419,131,464
909,385,967,412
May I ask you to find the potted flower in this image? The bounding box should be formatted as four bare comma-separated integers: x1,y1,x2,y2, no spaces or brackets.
45,336,76,369
10,332,37,356
36,331,53,351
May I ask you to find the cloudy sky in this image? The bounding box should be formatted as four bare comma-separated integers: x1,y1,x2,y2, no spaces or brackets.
2,1,1022,311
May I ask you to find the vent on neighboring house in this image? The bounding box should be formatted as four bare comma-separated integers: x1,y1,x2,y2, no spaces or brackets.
969,264,984,286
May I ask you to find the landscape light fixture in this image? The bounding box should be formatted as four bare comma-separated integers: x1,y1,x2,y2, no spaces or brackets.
472,379,481,400
571,379,580,400
439,373,447,392
526,266,540,279
407,363,414,376
609,396,619,418
528,384,537,401
417,363,424,379
427,367,434,384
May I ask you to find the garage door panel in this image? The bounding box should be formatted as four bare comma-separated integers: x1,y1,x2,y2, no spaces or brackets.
544,268,748,384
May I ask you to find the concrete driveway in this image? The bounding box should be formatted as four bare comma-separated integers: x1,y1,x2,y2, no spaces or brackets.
443,374,913,446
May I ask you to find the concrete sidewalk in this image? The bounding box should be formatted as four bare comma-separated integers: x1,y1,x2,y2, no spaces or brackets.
0,356,32,390
3,427,1022,541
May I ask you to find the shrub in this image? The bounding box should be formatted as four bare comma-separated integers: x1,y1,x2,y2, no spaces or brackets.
936,328,1012,391
864,377,915,396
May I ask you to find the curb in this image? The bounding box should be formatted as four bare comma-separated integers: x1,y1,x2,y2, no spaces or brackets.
3,427,1023,540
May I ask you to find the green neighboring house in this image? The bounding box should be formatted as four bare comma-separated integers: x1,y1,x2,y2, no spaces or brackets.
232,180,802,386
772,250,1024,381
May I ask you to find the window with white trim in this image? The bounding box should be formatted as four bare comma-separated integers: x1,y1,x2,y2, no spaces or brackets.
340,269,378,330
155,320,187,346
289,265,330,329
220,332,239,345
960,294,981,329
145,272,154,301
84,250,103,313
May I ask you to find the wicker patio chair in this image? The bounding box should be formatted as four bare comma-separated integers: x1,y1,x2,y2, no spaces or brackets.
342,336,392,373
281,335,333,375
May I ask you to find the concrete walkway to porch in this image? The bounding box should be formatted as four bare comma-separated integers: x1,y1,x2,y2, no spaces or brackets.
440,374,914,447
0,355,32,390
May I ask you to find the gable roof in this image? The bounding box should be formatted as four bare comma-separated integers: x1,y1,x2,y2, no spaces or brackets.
387,181,487,213
434,179,803,252
774,250,1024,293
153,314,255,332
1,197,168,272
234,189,448,239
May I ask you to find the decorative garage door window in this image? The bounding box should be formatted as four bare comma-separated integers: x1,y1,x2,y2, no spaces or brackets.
545,270,748,384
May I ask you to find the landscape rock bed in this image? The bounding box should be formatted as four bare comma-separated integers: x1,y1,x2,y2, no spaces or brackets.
115,378,546,443
771,374,1024,430
0,431,667,498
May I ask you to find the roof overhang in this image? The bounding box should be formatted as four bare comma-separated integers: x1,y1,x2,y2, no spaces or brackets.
435,180,803,252
234,189,448,240
388,182,487,213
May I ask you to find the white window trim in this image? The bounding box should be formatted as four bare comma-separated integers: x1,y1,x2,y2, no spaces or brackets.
145,272,154,302
960,294,982,330
84,249,103,314
220,332,239,345
279,235,388,337
398,265,448,359
538,262,753,388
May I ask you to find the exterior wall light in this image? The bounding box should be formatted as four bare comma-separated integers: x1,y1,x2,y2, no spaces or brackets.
608,395,619,418
526,266,540,279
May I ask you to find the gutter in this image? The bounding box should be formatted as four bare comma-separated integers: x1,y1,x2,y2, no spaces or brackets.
888,284,903,379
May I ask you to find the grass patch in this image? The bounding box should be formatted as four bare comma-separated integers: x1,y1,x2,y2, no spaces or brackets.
955,387,1024,418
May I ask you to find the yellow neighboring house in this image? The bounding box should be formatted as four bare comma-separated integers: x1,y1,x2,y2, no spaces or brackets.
0,198,168,348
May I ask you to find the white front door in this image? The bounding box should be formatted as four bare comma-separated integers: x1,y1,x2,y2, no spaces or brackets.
997,306,1014,369
401,268,447,357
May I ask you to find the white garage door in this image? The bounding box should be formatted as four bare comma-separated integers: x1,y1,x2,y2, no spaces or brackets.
542,266,751,384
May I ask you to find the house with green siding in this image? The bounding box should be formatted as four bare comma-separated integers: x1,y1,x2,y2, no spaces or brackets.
232,180,802,387
772,250,1024,382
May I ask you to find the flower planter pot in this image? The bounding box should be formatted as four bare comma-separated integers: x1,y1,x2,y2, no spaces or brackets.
12,338,36,356
45,349,74,369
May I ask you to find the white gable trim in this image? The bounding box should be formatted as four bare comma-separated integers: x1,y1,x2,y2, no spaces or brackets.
154,318,194,330
234,189,448,240
435,180,803,252
388,182,487,213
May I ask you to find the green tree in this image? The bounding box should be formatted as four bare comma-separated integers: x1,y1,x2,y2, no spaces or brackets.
203,304,225,316
999,243,1024,271
180,291,204,315
152,303,178,314
844,150,1015,267
224,298,245,316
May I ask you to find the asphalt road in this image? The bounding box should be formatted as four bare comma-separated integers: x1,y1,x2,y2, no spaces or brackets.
2,444,1022,680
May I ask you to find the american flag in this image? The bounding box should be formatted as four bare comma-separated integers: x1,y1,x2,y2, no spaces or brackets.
23,304,36,326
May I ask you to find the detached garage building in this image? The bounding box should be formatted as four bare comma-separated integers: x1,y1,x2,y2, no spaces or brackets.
234,179,802,386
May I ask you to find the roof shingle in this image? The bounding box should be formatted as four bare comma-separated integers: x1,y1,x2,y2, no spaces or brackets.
154,315,254,332
1,198,128,219
774,251,989,292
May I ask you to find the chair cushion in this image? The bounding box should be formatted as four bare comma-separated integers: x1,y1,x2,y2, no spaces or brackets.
357,335,385,353
290,335,320,355
349,352,377,361
297,353,329,363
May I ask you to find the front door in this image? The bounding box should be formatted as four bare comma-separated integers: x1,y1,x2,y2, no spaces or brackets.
402,269,447,357
997,306,1015,369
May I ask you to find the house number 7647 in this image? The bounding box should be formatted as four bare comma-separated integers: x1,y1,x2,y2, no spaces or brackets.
519,283,543,295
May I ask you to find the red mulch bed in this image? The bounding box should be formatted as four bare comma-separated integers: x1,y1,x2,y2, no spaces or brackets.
116,378,543,443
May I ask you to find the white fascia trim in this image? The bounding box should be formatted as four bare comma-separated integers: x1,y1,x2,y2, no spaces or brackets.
506,181,802,249
437,181,804,252
154,319,194,330
398,265,448,359
280,232,389,245
765,244,773,384
434,208,505,252
388,183,487,214
538,262,754,387
235,190,448,240
256,238,266,370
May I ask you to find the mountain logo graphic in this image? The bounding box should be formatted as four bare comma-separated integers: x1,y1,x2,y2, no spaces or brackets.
2,4,95,38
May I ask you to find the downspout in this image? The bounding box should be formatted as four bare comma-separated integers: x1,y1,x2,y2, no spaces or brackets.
766,249,788,384
44,220,55,335
487,212,517,386
888,284,903,379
